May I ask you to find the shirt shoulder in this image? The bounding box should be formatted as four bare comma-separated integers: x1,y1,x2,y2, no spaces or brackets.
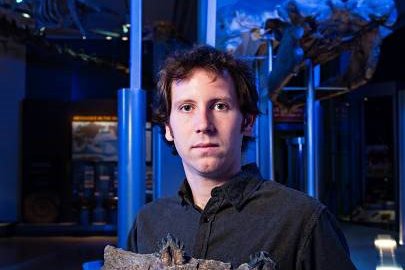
137,196,182,222
256,180,326,216
297,210,356,269
253,181,355,269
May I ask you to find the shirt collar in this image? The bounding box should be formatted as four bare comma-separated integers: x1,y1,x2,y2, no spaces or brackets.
178,163,264,210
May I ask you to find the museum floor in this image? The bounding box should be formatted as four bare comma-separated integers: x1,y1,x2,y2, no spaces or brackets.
0,223,404,270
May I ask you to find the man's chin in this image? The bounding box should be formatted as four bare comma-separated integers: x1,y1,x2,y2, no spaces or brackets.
193,161,231,179
182,156,239,179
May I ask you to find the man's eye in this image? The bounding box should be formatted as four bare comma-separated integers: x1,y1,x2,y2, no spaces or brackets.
179,104,193,112
213,103,229,111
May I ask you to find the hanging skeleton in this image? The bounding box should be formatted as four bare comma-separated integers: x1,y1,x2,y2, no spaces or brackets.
267,0,397,106
0,0,124,37
217,0,397,107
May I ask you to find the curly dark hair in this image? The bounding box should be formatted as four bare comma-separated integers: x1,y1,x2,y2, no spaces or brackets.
153,45,260,152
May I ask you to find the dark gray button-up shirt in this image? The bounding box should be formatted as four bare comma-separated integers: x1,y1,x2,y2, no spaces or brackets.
128,164,356,269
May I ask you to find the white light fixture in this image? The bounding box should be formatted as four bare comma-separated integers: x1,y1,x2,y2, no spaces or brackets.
122,36,128,41
16,0,23,3
122,25,129,34
105,36,112,40
375,236,397,250
21,13,30,18
82,36,87,40
376,266,403,270
374,235,403,270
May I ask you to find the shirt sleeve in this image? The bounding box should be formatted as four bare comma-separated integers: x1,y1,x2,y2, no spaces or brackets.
127,219,138,252
298,209,358,270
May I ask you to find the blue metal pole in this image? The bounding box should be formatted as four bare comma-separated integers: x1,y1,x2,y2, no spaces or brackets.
129,0,142,90
305,61,318,198
254,64,261,168
398,91,405,245
117,0,145,249
206,0,216,46
118,89,146,248
197,0,216,45
314,100,321,197
152,125,184,199
267,35,274,180
197,0,207,44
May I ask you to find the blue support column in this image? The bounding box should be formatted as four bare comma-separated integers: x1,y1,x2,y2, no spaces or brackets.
305,61,320,198
117,0,145,249
257,99,270,179
398,91,405,245
129,0,142,89
267,100,274,181
266,35,274,180
118,88,146,248
255,34,275,180
314,100,322,197
197,0,216,45
254,64,261,168
152,126,184,199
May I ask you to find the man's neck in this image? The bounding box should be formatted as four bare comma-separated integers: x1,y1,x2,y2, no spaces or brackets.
183,166,241,210
186,176,227,210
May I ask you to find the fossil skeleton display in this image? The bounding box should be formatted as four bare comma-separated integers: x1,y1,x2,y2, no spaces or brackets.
102,234,276,270
217,0,397,106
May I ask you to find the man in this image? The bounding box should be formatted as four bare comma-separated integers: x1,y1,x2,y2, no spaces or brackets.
128,45,356,269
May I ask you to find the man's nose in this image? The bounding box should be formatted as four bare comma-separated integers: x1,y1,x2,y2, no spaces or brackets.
194,108,215,134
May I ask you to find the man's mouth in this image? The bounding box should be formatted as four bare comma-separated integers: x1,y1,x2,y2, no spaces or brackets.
191,143,219,149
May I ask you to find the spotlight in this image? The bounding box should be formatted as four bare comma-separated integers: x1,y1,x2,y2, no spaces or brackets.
376,266,403,270
374,236,397,250
16,0,23,3
105,36,112,40
121,36,128,41
122,25,129,34
374,235,402,270
21,13,30,18
82,36,87,40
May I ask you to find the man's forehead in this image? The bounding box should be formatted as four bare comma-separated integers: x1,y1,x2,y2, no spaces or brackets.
172,68,232,85
168,68,239,108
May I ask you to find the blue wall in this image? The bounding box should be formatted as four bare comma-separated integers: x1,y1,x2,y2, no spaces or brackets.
0,42,26,222
26,60,128,101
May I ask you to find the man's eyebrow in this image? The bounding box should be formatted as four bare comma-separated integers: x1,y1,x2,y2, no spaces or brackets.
212,97,233,102
172,97,235,108
172,99,195,107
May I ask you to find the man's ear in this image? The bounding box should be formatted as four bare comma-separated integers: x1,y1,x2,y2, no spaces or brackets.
164,123,174,141
242,114,256,136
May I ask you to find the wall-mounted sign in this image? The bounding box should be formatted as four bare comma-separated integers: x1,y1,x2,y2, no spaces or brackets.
72,115,118,161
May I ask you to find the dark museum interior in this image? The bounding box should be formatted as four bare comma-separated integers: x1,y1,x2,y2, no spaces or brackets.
0,0,405,269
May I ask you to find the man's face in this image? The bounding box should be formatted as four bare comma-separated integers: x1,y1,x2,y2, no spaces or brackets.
165,68,253,179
